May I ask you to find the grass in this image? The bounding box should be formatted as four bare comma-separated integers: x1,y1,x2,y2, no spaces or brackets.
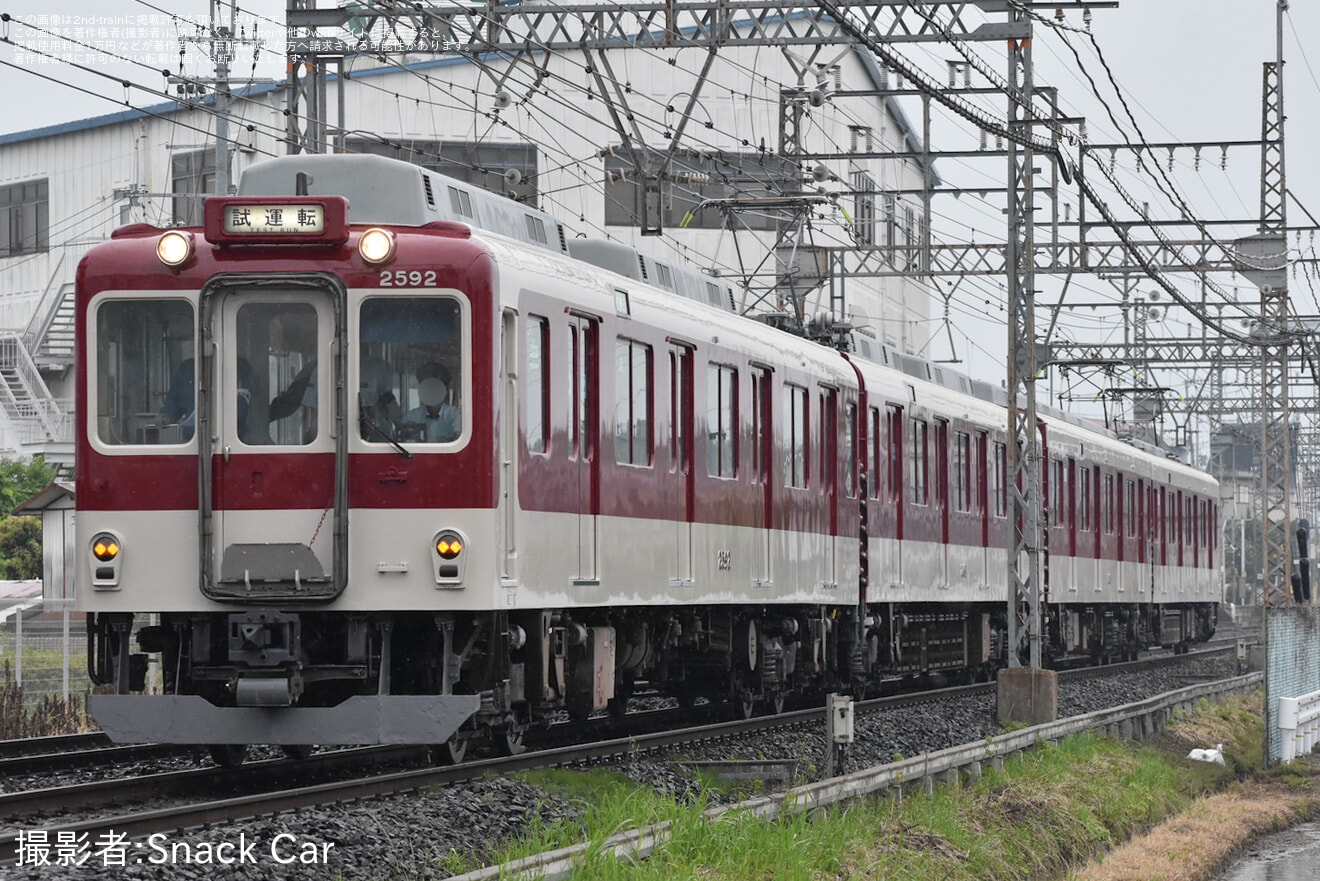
479,691,1310,881
0,661,87,737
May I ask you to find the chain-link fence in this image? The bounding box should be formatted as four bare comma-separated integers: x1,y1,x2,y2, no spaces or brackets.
0,597,88,707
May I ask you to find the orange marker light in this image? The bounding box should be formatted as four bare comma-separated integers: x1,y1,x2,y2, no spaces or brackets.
92,535,120,561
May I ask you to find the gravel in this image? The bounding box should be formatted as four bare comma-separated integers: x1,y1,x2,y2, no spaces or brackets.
0,653,1242,881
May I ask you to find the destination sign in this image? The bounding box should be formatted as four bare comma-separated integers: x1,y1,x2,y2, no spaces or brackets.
223,204,326,235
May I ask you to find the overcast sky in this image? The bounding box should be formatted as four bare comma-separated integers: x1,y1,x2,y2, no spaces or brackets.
2,0,1315,424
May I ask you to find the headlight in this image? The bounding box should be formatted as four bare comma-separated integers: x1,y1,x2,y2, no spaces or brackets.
358,227,396,264
156,230,195,267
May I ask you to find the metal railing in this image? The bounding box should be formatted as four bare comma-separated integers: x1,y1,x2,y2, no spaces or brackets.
1278,689,1320,763
0,334,68,444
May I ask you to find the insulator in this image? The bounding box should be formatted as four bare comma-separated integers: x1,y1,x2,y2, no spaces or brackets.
1167,147,1176,171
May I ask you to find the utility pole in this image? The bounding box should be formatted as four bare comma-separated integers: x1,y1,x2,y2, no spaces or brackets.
172,1,267,196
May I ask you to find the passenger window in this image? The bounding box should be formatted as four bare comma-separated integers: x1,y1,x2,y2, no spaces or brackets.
783,384,808,488
707,364,737,478
614,338,652,466
527,316,548,454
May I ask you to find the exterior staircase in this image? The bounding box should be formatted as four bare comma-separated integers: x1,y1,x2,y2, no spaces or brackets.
0,245,85,465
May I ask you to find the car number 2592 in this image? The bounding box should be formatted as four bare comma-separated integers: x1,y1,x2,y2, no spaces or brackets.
379,269,437,286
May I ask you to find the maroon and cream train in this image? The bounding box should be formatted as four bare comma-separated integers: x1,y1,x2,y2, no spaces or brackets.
77,154,1219,760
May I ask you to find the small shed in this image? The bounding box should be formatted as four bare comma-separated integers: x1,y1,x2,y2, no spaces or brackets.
13,481,75,602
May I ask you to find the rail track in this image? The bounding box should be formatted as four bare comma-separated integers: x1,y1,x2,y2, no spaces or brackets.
0,642,1239,864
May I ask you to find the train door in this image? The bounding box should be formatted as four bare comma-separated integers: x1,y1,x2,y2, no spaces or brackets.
823,388,839,590
752,367,774,588
935,419,950,590
671,345,695,587
500,309,518,582
200,281,343,601
569,314,600,584
886,404,904,587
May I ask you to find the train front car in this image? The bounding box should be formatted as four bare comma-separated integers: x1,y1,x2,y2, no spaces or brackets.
78,156,511,761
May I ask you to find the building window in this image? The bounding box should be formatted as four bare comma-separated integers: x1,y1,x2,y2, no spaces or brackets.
0,178,49,257
707,364,738,478
910,418,928,505
604,149,793,230
171,151,215,226
614,338,652,466
883,194,897,266
346,138,538,202
526,316,548,453
782,384,809,488
852,172,876,246
902,204,916,270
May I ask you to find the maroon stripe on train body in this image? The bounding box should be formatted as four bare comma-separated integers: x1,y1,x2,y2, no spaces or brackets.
77,455,198,511
213,453,332,510
349,453,497,509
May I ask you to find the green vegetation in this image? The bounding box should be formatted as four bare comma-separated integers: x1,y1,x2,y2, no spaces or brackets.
0,454,54,578
485,695,1279,881
0,515,42,580
0,663,84,737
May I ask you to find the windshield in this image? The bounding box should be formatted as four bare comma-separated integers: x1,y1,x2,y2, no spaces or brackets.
358,295,465,446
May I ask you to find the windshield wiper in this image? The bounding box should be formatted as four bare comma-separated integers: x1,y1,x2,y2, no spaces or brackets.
359,411,412,460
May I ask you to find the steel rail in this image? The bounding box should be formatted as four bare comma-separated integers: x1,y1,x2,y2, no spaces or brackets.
0,641,1236,865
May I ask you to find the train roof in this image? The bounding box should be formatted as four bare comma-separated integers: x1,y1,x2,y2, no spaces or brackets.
237,154,738,316
236,154,1202,480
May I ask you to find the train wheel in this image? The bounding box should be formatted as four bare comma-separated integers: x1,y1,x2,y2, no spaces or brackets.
208,744,248,768
768,692,786,715
736,691,756,720
493,719,528,757
608,680,633,719
432,734,467,765
281,745,314,761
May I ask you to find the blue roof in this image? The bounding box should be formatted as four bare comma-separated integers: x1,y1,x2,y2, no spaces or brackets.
0,81,285,147
0,40,937,187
